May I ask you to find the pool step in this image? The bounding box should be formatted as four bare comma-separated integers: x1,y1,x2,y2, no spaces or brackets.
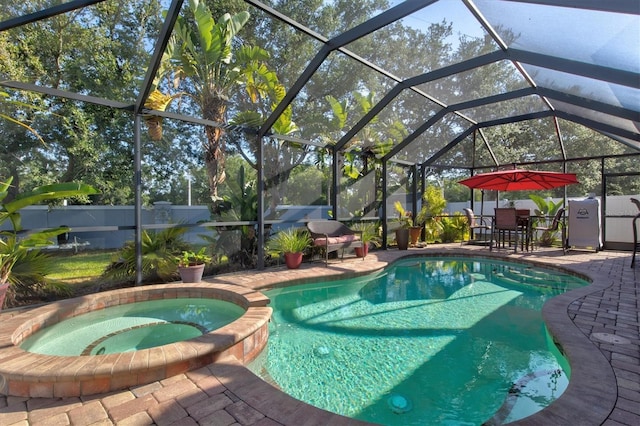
492,267,566,294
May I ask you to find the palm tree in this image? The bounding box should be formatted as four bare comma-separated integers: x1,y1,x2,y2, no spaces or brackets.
169,0,272,200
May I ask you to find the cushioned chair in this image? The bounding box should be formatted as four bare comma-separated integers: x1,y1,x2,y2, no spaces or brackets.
462,208,490,245
307,221,364,266
532,207,566,253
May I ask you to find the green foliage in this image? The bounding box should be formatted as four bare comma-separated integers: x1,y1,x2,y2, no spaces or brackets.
0,177,98,307
177,248,212,266
169,0,280,198
102,227,191,284
351,222,381,247
416,186,447,224
416,185,448,241
266,227,311,255
393,201,413,229
529,194,565,246
439,213,467,243
5,249,71,307
529,194,563,217
205,165,259,267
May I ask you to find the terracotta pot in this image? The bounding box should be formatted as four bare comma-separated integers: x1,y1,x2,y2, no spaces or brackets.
284,252,303,269
395,228,409,250
354,244,369,258
409,226,422,245
178,264,205,283
0,282,10,310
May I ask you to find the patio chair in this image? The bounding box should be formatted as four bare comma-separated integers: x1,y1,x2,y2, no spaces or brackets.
307,221,364,266
532,208,566,253
462,208,490,245
490,208,519,252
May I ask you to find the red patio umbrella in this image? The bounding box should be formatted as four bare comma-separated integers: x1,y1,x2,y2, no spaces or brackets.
458,169,579,192
459,169,579,218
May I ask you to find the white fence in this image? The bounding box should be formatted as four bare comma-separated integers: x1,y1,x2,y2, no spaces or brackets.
6,194,639,250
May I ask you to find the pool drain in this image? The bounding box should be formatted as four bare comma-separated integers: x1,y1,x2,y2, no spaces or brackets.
314,346,331,357
387,394,412,414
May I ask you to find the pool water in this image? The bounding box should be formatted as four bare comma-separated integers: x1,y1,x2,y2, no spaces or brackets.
21,298,245,356
248,257,587,425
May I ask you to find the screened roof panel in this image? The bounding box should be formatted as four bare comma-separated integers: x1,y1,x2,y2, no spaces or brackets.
522,65,639,113
0,0,638,181
394,112,471,164
474,0,640,74
414,60,530,106
291,50,401,143
344,88,441,152
347,0,497,81
458,94,548,123
433,133,475,168
559,118,638,159
474,121,560,166
271,0,397,39
550,99,640,145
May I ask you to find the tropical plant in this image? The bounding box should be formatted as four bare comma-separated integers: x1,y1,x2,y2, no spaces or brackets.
439,213,467,243
266,227,311,255
0,177,98,307
393,201,413,229
177,248,212,266
529,194,565,246
4,248,70,307
416,185,447,226
102,227,191,284
414,186,448,242
351,222,381,248
168,0,273,200
201,165,259,268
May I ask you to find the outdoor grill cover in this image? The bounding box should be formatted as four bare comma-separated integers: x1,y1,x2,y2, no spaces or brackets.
568,198,602,251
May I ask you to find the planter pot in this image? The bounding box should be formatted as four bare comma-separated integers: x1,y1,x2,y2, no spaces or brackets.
409,226,422,245
178,264,205,283
354,244,369,258
284,252,303,269
395,228,409,250
0,282,9,310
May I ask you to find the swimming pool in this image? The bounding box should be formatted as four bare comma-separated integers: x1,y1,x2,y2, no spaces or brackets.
249,257,588,425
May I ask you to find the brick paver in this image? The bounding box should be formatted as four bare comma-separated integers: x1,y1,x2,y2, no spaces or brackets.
0,245,637,425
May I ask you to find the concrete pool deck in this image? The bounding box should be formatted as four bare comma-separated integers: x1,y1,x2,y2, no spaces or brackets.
0,244,638,425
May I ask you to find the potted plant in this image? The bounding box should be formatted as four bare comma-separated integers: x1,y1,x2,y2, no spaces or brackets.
351,222,381,257
176,248,212,283
0,177,98,309
266,227,311,269
393,202,412,250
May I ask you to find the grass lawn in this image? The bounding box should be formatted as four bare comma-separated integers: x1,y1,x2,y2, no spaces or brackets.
48,251,115,286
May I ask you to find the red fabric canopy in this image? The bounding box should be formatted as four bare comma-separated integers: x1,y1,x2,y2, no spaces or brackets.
459,169,579,191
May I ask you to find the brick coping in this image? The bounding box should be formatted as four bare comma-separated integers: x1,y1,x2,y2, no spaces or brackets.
0,283,272,398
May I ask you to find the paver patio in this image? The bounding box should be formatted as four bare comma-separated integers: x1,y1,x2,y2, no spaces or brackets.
0,244,637,425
